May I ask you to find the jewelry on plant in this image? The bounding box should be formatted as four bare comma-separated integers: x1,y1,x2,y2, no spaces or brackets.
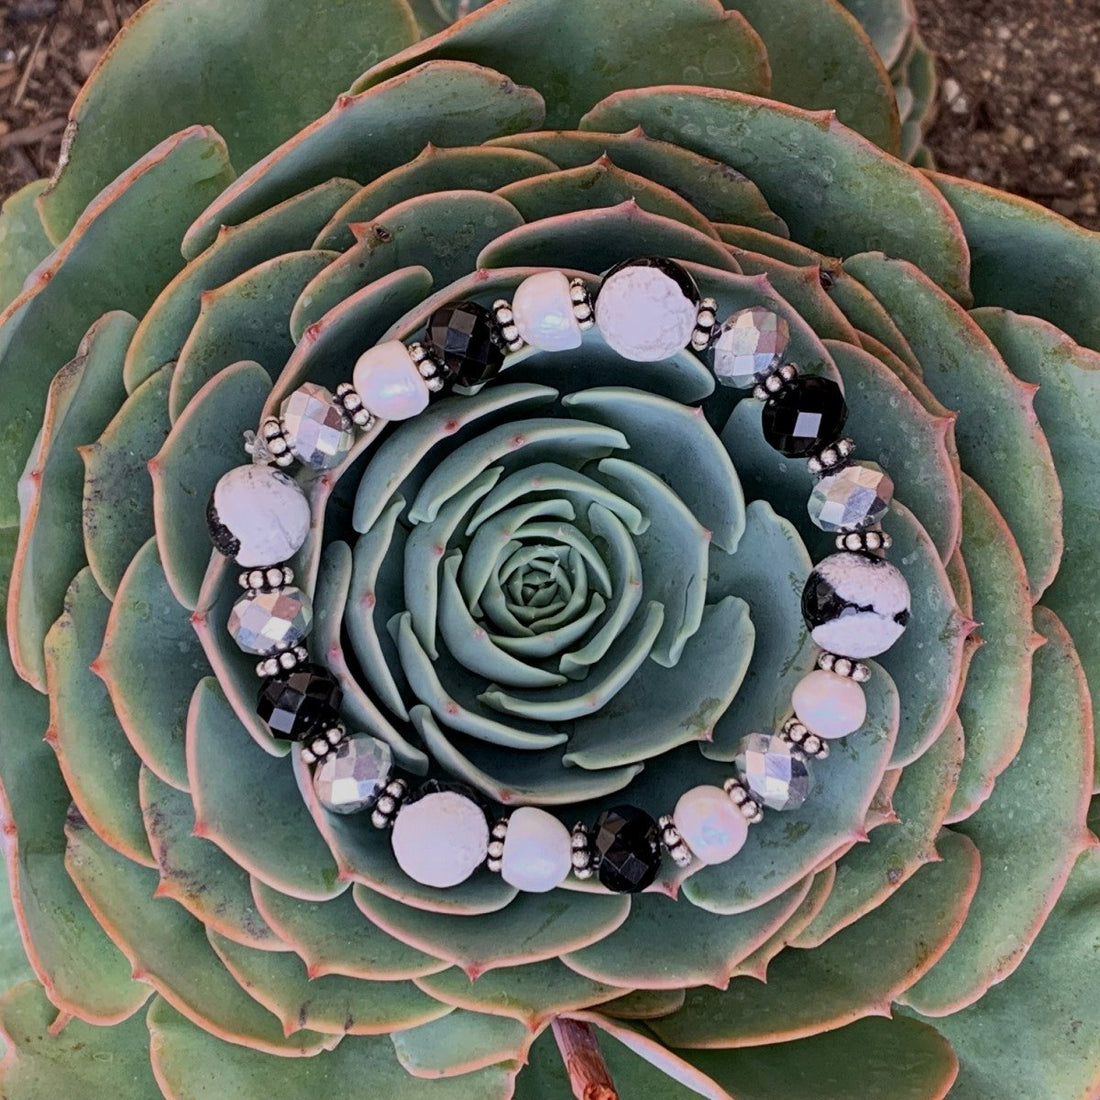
206,256,912,896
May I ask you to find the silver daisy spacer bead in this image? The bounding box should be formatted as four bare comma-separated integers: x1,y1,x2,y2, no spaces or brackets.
239,565,294,593
816,650,870,681
753,362,799,401
255,644,309,679
335,381,377,430
259,416,294,468
570,822,594,878
723,778,764,823
835,529,893,553
568,277,595,330
658,814,694,867
808,437,856,476
689,296,719,352
485,817,509,873
780,716,829,759
492,299,526,353
300,745,317,765
407,342,446,393
370,778,408,829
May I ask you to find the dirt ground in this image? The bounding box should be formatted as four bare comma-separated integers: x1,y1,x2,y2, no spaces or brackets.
1,0,1099,230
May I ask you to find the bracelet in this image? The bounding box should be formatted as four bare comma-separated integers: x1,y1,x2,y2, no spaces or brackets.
206,256,911,896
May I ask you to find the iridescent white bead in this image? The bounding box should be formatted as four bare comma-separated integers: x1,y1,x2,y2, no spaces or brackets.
594,260,699,361
391,789,489,888
673,785,749,865
500,807,573,892
512,271,584,352
792,669,867,739
211,464,311,567
352,340,431,421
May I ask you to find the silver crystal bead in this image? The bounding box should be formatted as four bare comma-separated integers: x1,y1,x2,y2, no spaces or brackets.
712,307,790,388
808,461,894,533
228,586,313,656
312,733,393,815
280,382,355,469
734,732,810,812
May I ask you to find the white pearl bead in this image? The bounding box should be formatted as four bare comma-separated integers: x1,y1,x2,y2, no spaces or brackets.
594,263,698,361
792,669,867,739
512,271,583,352
500,807,572,893
352,340,430,421
391,790,489,888
212,465,311,567
673,785,749,865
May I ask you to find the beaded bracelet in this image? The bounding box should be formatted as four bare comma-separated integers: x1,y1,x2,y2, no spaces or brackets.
206,256,911,896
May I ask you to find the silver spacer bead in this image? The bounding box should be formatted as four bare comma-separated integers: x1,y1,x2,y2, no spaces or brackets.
335,381,377,431
492,299,526,353
816,651,871,682
569,277,595,330
807,437,855,476
238,565,294,593
370,777,408,829
485,815,509,873
407,342,446,392
722,777,764,822
689,297,719,352
570,822,594,878
658,814,694,867
753,362,799,401
780,715,830,760
255,643,309,679
835,529,893,554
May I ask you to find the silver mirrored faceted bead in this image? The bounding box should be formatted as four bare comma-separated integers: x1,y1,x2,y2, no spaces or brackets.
279,382,355,469
712,307,790,388
312,733,393,815
734,732,810,811
228,586,313,656
808,461,894,533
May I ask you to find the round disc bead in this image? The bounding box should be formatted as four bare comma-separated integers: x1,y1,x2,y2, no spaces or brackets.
426,301,505,387
352,340,431,421
734,733,810,812
279,382,355,469
312,733,393,815
228,586,313,656
592,805,662,893
761,375,848,457
390,784,489,889
802,551,911,659
792,669,867,739
499,807,573,893
256,663,342,742
808,462,893,533
673,785,750,865
712,307,790,388
512,271,584,352
208,464,311,567
594,256,700,361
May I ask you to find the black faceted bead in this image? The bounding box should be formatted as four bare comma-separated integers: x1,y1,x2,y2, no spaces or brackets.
593,805,661,893
257,663,342,742
761,375,848,457
426,301,505,387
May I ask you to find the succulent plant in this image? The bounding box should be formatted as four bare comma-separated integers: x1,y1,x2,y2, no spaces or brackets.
0,0,1098,1097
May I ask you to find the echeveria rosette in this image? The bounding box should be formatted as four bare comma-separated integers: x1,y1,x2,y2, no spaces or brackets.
0,0,1098,1096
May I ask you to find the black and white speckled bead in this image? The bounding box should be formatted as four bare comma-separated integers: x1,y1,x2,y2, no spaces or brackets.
568,277,595,330
570,822,594,878
334,381,377,430
491,299,526,354
780,716,830,760
752,362,799,402
722,777,765,823
835,529,892,553
407,342,446,393
816,651,872,683
300,722,347,765
658,814,694,867
370,777,408,829
485,818,509,873
689,297,719,352
238,565,294,593
255,644,310,679
807,437,856,476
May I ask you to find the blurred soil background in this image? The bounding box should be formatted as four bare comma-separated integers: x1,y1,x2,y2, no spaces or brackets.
0,0,1099,229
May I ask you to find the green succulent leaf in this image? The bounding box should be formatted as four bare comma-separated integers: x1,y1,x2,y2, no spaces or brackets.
390,1009,531,1077
0,181,52,315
